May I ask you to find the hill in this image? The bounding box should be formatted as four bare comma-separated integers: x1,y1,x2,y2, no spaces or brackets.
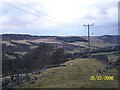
1,34,119,88
1,34,119,53
1,34,119,63
82,35,119,45
1,34,119,74
20,58,118,88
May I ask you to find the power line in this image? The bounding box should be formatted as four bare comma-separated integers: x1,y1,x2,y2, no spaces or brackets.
0,1,42,18
0,1,71,27
13,0,69,26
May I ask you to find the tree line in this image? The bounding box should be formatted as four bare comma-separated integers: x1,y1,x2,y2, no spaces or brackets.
2,44,67,74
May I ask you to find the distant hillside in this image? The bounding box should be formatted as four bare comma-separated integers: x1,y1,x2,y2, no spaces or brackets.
1,34,119,43
1,34,88,43
1,34,119,58
1,34,56,40
1,34,119,54
56,36,88,42
82,35,119,44
98,35,119,44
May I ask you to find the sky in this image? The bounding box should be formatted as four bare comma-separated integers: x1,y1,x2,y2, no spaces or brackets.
0,0,119,36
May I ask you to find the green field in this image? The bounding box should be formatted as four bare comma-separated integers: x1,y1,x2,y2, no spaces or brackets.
20,58,118,88
91,51,119,62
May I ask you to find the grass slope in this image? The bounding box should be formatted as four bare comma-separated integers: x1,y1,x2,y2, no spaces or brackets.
20,58,118,88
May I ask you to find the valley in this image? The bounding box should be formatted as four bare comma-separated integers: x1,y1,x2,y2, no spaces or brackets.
1,34,119,88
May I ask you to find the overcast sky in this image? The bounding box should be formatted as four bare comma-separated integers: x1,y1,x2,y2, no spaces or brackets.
0,0,119,36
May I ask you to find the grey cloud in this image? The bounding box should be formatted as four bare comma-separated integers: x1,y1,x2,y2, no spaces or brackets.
94,2,117,15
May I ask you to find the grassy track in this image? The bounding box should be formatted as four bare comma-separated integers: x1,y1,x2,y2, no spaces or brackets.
20,58,118,88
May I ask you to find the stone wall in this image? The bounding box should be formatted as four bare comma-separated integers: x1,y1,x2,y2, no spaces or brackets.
92,54,108,62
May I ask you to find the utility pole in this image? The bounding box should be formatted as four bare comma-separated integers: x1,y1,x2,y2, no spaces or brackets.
83,23,94,58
